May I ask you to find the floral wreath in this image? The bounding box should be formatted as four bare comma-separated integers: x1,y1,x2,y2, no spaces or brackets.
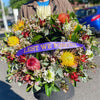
0,12,99,97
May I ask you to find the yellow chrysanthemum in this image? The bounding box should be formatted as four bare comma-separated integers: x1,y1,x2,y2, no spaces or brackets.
7,36,19,47
13,20,24,31
60,51,76,67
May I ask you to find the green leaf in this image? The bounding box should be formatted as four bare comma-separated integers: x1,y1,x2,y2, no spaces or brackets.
4,32,8,37
70,32,79,42
7,64,12,73
80,65,83,71
51,36,59,41
74,24,82,32
24,71,33,74
35,77,41,82
31,35,43,42
73,80,76,87
26,84,32,92
36,53,39,59
52,85,60,92
70,12,77,21
65,67,76,73
45,83,53,97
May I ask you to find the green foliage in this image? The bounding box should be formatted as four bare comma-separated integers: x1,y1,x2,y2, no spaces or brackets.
9,0,29,9
70,32,79,42
31,35,43,43
45,83,60,97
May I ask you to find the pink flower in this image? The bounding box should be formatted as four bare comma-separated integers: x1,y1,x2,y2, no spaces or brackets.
26,57,40,71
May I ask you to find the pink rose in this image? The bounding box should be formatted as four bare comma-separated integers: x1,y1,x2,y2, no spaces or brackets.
26,57,40,71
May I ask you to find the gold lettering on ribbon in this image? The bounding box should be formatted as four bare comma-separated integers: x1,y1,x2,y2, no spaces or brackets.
29,46,39,51
40,44,47,50
53,43,58,48
24,48,29,53
24,46,39,53
47,44,52,49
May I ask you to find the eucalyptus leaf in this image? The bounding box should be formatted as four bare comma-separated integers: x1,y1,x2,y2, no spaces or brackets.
42,62,49,66
56,68,63,77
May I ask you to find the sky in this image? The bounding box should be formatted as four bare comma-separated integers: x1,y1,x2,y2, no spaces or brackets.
3,0,10,6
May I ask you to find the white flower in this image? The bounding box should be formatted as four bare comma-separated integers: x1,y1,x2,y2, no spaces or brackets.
86,29,92,35
63,23,72,32
86,50,93,61
82,25,87,31
43,70,55,83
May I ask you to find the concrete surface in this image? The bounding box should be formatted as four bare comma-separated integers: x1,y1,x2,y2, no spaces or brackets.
0,33,100,100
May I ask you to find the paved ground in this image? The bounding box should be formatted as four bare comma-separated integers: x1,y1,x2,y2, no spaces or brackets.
0,31,100,100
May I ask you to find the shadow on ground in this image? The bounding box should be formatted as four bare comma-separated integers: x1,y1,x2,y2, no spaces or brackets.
0,81,24,100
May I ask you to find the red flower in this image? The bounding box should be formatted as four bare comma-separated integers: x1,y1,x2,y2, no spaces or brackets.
39,19,45,26
26,57,40,71
23,74,31,82
58,13,70,24
21,31,29,38
70,72,80,82
7,56,14,61
18,55,26,63
6,53,15,62
80,55,87,63
82,35,90,40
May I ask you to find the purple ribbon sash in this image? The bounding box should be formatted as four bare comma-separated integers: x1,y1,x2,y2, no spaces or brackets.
16,42,86,56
